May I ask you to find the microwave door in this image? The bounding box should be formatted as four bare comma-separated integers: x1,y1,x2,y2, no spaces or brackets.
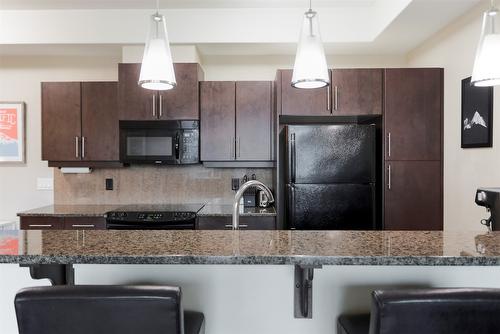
123,128,177,163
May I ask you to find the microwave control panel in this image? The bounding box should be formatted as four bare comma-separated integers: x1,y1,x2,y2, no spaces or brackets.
181,130,199,163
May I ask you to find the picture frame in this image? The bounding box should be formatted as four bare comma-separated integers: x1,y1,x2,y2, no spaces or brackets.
461,77,493,148
0,102,26,163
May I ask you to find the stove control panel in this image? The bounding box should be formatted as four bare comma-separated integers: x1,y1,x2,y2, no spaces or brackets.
106,211,196,223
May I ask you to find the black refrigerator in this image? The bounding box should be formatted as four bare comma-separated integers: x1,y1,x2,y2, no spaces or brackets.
284,124,377,230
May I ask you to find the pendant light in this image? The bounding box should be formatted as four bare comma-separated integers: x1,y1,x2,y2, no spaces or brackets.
471,0,500,87
138,0,176,90
291,0,330,89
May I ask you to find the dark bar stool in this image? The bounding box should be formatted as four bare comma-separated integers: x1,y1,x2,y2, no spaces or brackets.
15,285,205,334
337,288,500,334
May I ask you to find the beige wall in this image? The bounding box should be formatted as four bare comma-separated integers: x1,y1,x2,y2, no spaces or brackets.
0,54,120,221
408,3,497,231
201,54,407,81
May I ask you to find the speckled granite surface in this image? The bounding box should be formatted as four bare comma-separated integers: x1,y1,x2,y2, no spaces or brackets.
0,230,499,266
198,204,276,217
17,205,120,217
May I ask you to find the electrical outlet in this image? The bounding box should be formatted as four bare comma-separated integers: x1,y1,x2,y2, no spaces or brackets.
105,178,113,191
36,178,53,191
231,178,240,191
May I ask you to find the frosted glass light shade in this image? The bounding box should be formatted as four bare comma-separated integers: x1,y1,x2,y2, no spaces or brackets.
291,10,330,89
472,9,500,87
139,13,176,91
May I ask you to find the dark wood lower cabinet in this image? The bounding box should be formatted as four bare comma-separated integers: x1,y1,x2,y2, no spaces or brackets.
20,217,106,230
64,217,106,230
20,217,65,230
197,216,276,230
384,161,442,230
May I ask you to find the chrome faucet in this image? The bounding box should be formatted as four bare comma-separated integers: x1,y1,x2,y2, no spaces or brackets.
232,180,275,230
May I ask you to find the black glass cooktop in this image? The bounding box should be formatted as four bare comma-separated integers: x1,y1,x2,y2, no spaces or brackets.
110,204,205,213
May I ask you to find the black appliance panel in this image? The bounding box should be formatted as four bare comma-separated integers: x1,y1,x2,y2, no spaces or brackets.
106,204,204,230
120,120,199,165
287,124,376,184
286,183,376,230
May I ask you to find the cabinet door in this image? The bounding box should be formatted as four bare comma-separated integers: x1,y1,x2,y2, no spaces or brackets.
200,81,236,161
64,217,106,230
384,161,442,230
42,82,82,161
236,81,272,161
385,68,442,160
81,82,119,161
280,70,331,116
20,217,65,230
159,63,202,120
331,69,383,115
197,216,276,230
118,63,156,120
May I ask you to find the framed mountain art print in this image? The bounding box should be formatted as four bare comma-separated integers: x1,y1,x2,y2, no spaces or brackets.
0,102,25,163
461,76,493,148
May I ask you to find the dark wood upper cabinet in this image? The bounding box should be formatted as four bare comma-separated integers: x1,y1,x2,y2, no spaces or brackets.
160,63,204,120
81,82,119,161
384,161,442,230
331,69,383,115
118,63,203,121
42,82,82,161
279,69,331,116
236,81,272,161
42,81,119,164
384,68,443,161
200,81,236,161
201,81,274,162
118,63,156,120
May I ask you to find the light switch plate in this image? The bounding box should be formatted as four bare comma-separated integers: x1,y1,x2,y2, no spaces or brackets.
37,177,54,191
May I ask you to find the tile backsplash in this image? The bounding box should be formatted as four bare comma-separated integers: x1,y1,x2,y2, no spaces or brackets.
54,165,273,205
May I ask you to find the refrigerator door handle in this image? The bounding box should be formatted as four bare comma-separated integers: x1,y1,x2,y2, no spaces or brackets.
288,185,296,229
290,133,296,183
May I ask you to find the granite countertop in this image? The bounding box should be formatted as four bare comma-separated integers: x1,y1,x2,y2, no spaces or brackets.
18,204,276,218
0,229,499,266
17,205,120,217
198,204,276,217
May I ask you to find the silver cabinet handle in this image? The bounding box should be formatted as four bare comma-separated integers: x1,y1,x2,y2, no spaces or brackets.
225,224,248,229
75,136,79,158
230,137,234,160
237,137,241,158
81,137,86,159
334,86,339,111
159,94,163,118
327,85,331,113
388,164,392,190
152,94,157,118
388,132,391,157
72,224,95,228
29,224,52,228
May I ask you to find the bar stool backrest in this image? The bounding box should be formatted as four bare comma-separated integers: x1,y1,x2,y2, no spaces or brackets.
369,288,500,334
15,285,184,334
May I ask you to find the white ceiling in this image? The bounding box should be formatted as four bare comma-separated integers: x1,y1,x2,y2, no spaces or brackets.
0,0,376,10
0,0,484,56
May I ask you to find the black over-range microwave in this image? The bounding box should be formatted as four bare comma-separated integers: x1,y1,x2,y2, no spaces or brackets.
119,120,199,165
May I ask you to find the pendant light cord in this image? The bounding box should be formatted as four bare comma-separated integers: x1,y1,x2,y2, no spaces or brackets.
309,0,312,11
156,0,160,14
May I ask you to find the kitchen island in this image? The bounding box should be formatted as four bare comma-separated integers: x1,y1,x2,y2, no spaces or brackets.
1,229,499,334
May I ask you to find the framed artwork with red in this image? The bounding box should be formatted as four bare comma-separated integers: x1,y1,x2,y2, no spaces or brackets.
0,102,25,163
